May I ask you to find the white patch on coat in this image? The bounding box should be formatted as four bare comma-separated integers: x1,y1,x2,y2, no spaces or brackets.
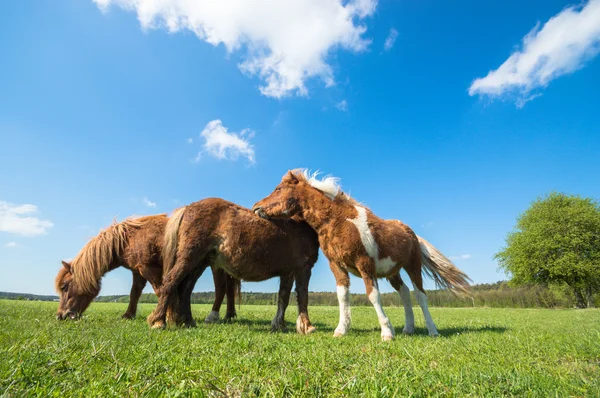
333,285,351,336
204,310,220,324
348,206,396,275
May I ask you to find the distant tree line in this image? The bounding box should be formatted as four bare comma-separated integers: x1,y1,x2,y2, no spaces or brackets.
3,282,597,309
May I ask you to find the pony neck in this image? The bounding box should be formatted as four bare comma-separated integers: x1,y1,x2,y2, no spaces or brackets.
299,191,352,236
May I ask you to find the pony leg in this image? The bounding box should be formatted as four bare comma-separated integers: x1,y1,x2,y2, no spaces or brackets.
331,263,351,337
271,275,293,332
387,273,415,334
406,268,439,336
206,266,225,324
358,264,394,341
295,264,316,335
122,271,147,319
224,273,238,322
147,250,208,329
172,265,203,328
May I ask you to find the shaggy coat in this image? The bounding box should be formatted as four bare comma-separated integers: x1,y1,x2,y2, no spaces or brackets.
54,214,238,325
147,198,320,334
253,170,471,340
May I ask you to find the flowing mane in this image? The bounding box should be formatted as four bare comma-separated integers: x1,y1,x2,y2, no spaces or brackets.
293,169,361,205
69,217,148,294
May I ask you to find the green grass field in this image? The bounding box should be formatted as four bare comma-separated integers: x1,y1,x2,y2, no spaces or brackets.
1,300,599,397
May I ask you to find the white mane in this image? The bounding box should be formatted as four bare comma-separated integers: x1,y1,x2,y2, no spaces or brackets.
300,169,341,200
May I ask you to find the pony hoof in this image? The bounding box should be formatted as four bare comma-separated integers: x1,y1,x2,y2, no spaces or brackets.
121,313,135,320
333,332,345,338
204,311,220,324
402,328,415,335
305,326,316,335
429,332,440,338
150,321,166,329
381,335,394,342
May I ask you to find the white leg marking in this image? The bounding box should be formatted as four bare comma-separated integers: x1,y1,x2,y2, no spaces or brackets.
414,288,439,336
399,284,415,334
348,206,396,275
204,310,220,324
368,286,394,341
333,285,351,337
271,303,286,330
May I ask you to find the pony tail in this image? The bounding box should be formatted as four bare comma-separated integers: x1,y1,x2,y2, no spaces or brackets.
163,207,186,272
417,235,472,297
233,277,242,309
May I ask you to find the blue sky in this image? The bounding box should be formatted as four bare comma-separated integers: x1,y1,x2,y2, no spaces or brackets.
1,0,599,296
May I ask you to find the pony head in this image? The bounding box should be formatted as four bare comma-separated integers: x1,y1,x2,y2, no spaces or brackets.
55,260,98,320
253,169,340,220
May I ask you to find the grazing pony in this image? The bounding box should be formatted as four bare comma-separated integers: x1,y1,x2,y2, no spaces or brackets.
54,214,239,325
253,170,472,340
146,198,320,334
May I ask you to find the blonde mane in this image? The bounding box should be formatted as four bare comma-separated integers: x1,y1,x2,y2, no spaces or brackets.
293,169,361,205
70,217,145,294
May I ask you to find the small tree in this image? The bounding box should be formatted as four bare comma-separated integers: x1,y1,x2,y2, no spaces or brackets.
495,192,600,308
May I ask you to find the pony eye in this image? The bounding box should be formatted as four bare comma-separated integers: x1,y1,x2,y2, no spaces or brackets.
61,285,68,292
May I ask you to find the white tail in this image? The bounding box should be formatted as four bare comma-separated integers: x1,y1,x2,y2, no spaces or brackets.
417,235,472,296
163,207,186,273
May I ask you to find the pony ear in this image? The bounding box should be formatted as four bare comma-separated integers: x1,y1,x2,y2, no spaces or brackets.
286,170,299,184
61,261,72,272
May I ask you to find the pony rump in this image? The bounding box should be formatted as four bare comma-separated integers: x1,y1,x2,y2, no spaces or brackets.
417,236,472,297
163,207,186,273
70,219,143,295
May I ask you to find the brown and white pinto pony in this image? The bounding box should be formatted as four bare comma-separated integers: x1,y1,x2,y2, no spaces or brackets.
54,214,239,325
253,170,472,340
146,198,320,334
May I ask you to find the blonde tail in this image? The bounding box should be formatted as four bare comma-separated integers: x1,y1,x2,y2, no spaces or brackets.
417,235,472,296
163,207,186,273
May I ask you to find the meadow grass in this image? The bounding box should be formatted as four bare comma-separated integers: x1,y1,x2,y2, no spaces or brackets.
1,300,599,397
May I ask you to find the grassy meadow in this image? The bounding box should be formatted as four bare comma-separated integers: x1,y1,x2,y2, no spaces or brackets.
1,300,599,397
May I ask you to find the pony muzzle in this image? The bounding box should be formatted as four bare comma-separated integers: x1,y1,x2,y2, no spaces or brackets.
253,207,269,219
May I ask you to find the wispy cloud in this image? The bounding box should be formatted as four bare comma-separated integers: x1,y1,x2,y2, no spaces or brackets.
196,120,255,164
469,0,600,106
336,100,348,112
142,197,157,208
5,241,22,248
0,201,53,237
93,0,377,98
384,28,398,51
449,254,472,261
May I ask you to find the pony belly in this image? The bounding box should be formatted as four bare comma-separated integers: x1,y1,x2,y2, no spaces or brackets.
375,257,399,278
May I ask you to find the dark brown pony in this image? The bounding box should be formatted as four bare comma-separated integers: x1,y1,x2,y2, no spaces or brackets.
54,214,239,325
254,170,472,340
146,198,320,334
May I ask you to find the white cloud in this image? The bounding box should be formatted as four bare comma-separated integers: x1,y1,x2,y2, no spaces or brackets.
336,100,348,111
187,138,193,144
142,197,157,208
93,0,377,98
450,254,472,261
384,28,398,51
197,120,255,164
5,242,22,248
0,201,53,237
469,0,600,105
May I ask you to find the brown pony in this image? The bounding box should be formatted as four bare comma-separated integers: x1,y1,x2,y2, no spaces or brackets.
54,214,239,325
146,198,320,334
253,170,472,340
